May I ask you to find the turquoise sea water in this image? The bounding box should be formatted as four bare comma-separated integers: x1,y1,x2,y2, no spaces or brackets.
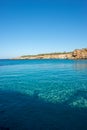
0,59,87,130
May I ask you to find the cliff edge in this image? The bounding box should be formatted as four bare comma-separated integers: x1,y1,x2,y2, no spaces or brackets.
13,48,87,60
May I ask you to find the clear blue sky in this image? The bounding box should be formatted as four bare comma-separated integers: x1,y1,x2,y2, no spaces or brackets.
0,0,87,58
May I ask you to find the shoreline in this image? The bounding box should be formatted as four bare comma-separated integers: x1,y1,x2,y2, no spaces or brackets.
12,48,87,60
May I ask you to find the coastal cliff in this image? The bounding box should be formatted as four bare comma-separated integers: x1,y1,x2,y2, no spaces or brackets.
14,48,87,60
72,48,87,59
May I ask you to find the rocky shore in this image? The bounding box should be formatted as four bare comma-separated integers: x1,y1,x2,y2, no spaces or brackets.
13,48,87,60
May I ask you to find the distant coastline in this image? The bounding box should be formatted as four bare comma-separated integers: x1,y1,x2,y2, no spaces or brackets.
13,48,87,60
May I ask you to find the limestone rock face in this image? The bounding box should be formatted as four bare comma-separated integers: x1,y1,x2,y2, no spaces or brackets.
72,48,87,59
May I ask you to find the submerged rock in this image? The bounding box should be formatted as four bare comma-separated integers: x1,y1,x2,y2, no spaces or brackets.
68,89,87,108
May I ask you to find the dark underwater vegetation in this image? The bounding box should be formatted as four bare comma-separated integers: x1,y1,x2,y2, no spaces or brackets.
0,59,87,130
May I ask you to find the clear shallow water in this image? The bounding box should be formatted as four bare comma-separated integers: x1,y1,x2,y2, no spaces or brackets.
0,59,87,130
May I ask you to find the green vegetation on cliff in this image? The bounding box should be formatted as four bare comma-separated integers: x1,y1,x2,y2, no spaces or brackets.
13,48,87,59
